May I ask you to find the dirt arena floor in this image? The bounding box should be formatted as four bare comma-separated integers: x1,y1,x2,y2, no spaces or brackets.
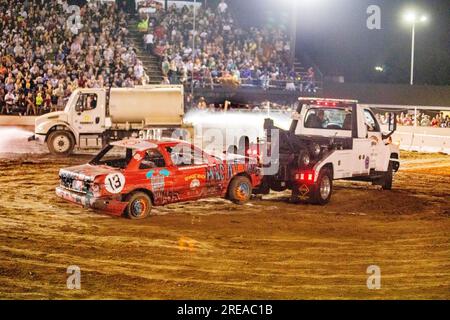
0,135,449,299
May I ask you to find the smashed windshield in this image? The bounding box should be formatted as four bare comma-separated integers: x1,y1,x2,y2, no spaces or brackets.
90,145,135,169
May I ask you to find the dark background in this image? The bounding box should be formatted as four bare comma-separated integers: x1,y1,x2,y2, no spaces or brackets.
228,0,450,85
69,0,449,85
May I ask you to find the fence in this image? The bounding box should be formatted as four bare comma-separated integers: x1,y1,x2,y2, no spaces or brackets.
390,126,450,155
184,76,323,93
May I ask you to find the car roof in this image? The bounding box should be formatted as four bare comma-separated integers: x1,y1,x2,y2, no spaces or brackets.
109,138,188,151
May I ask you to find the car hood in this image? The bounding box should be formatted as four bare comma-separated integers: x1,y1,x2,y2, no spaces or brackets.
59,164,119,183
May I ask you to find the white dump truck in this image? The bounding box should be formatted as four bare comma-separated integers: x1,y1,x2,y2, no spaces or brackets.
32,85,186,155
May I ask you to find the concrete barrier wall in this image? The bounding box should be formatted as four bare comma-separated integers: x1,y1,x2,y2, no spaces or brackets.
0,116,36,127
390,126,450,155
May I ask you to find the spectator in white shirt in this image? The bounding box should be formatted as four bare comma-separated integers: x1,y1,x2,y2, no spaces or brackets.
217,0,228,14
3,91,15,114
144,32,154,54
134,61,144,81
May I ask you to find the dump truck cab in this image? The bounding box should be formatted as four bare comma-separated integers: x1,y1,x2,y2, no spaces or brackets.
261,98,400,204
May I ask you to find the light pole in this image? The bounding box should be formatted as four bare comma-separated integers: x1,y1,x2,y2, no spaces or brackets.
404,12,427,85
191,0,197,103
290,1,298,64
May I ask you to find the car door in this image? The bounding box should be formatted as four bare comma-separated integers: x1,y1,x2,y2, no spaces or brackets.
71,91,105,149
134,148,175,205
165,145,209,201
363,109,383,171
72,91,104,134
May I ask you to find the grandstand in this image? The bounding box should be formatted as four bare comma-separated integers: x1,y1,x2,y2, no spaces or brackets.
0,0,448,129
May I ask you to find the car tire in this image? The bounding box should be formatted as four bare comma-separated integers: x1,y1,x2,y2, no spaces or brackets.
47,130,75,156
125,192,152,220
381,161,393,190
310,167,333,205
228,176,252,205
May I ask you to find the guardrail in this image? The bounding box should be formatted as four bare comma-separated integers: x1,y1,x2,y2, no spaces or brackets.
184,77,323,92
390,126,450,155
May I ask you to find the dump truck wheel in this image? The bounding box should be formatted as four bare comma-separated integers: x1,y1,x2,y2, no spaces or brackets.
47,130,74,156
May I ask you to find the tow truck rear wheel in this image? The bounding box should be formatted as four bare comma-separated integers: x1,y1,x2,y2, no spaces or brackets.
310,168,333,205
125,192,152,220
47,130,74,156
228,176,252,205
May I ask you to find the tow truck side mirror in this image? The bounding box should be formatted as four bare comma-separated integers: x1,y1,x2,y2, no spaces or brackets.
388,112,397,132
383,112,397,140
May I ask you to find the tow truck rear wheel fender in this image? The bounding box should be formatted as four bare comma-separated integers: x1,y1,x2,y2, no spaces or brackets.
125,191,153,220
227,175,253,205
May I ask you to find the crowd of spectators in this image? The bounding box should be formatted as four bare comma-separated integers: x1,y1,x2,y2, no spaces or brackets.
139,0,317,91
0,0,147,116
376,112,450,128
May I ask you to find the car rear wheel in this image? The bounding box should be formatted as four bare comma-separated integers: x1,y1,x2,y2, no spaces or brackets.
125,192,152,220
228,176,252,205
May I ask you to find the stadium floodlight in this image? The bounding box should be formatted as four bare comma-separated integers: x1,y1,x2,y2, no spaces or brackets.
374,66,384,73
404,12,417,23
403,10,428,85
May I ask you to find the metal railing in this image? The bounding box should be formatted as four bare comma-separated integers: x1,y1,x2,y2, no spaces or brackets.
168,76,324,92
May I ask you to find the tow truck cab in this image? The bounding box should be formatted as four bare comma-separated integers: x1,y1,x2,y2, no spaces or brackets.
261,98,400,205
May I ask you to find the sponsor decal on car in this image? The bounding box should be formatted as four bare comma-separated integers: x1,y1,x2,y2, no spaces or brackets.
190,179,201,189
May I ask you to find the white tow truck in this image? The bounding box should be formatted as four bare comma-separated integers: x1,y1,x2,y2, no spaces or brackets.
31,85,186,155
259,98,400,204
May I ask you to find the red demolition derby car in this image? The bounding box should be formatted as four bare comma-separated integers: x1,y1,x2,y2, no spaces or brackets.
56,139,262,219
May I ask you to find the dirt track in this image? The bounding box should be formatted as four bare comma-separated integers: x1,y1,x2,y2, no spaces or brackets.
0,150,449,300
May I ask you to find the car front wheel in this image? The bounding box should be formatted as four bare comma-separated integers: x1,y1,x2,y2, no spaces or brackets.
125,192,153,220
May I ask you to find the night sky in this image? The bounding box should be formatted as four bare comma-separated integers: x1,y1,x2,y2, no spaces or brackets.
228,0,450,85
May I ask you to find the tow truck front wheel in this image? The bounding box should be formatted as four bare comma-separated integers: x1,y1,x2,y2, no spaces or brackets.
125,192,153,220
380,161,394,190
311,168,333,205
47,130,74,156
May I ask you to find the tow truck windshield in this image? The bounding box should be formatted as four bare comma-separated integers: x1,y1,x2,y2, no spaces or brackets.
304,107,353,131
